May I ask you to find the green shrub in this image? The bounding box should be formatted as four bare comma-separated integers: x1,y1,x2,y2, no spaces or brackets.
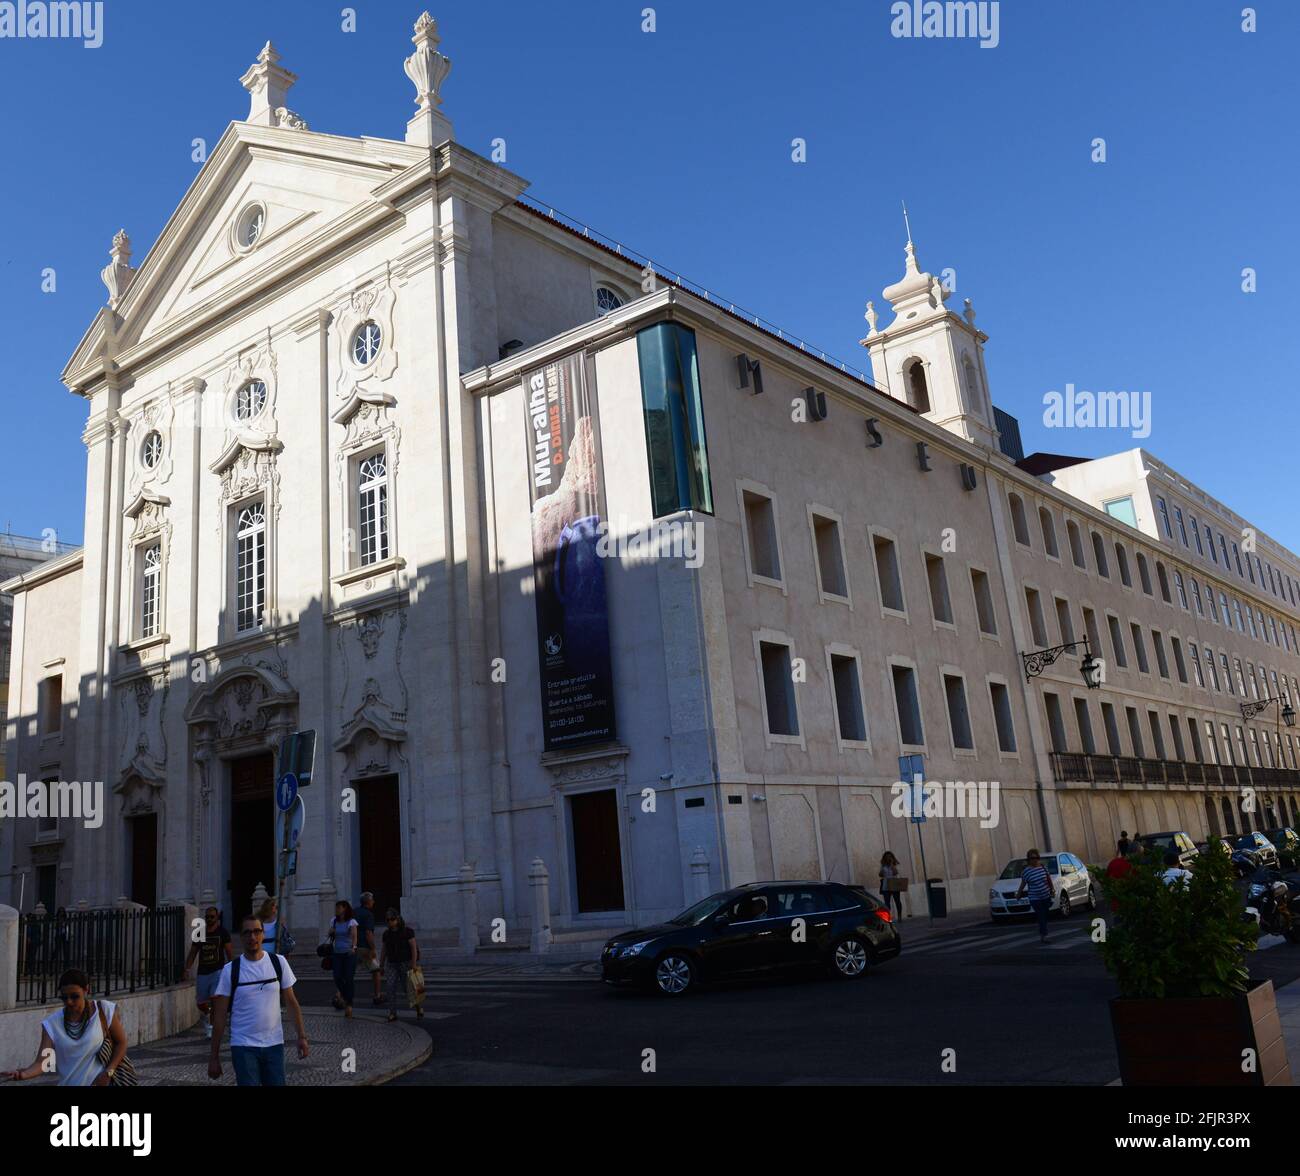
1092,843,1256,999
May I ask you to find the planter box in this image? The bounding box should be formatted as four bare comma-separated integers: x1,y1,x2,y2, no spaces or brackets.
1111,980,1291,1086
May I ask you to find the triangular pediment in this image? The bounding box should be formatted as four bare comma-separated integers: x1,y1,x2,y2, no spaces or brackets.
65,121,426,390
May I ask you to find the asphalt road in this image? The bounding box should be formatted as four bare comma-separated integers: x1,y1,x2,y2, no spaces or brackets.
291,915,1300,1085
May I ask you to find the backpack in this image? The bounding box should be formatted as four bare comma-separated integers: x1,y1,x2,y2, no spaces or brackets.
228,952,283,1018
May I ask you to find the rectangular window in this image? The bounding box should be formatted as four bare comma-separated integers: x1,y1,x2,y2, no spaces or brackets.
990,682,1017,753
874,534,904,612
234,501,267,633
1185,718,1202,762
357,451,390,567
140,542,162,639
892,664,924,746
1174,505,1189,546
943,674,974,750
1155,496,1172,538
1101,702,1122,756
971,568,997,635
830,653,866,743
760,641,798,737
636,322,713,516
1129,622,1150,673
1232,542,1244,576
1083,607,1102,659
41,674,62,735
811,512,848,599
1171,636,1188,683
1151,629,1169,678
1189,515,1204,556
1044,692,1068,753
1074,697,1096,754
925,552,953,624
1189,641,1205,688
1222,652,1235,695
1107,614,1128,668
744,490,781,581
1025,587,1048,647
1168,715,1185,760
1206,525,1218,563
1055,597,1075,646
1147,711,1166,759
1105,496,1138,528
1126,706,1145,757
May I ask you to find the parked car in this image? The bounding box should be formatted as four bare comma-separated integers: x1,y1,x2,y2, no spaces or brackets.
988,853,1096,920
600,881,901,996
1210,836,1260,878
1135,831,1200,869
1231,832,1279,870
1262,827,1300,859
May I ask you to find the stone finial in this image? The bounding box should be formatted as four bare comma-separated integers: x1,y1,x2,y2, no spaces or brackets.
864,300,879,334
240,41,298,127
404,12,454,146
101,229,136,309
964,297,976,326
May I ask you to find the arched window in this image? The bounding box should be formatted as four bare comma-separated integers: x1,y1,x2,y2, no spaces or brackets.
1091,532,1110,577
1008,493,1030,546
1067,520,1087,569
905,360,931,413
235,502,267,633
357,453,390,567
1136,552,1152,595
595,286,624,316
1114,543,1131,587
1038,507,1059,558
963,355,982,410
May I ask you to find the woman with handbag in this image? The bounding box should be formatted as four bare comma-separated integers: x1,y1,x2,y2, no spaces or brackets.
4,968,134,1086
329,901,359,1018
378,909,423,1022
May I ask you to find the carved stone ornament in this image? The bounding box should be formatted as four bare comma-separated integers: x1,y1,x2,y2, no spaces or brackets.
116,668,170,795
332,273,399,418
221,341,279,436
101,229,137,309
403,12,452,111
274,106,309,131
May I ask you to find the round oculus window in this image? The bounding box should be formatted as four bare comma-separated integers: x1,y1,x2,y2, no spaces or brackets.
352,321,382,366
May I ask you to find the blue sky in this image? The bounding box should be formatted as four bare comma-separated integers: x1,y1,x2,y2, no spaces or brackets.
2,0,1295,548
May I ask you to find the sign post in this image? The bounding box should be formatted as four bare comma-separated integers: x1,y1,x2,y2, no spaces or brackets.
272,730,315,946
899,755,932,925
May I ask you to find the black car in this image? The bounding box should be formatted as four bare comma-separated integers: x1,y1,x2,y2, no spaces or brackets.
1213,836,1260,878
1135,831,1200,869
1233,832,1280,870
1263,827,1299,859
601,881,900,996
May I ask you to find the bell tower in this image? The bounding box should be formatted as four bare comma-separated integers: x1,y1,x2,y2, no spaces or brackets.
860,232,998,451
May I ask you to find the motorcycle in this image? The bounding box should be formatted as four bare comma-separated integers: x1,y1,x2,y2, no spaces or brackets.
1245,876,1300,943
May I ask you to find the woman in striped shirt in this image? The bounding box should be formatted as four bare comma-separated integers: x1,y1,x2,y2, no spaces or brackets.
1015,849,1056,943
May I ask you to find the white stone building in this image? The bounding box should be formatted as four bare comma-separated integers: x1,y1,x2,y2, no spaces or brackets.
6,16,1300,943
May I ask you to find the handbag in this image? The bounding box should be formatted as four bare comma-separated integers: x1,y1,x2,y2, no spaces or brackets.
406,964,425,1006
94,1001,138,1087
280,927,297,954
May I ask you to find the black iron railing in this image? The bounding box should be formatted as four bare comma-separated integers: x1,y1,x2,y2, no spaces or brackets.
1050,752,1300,793
16,906,186,1005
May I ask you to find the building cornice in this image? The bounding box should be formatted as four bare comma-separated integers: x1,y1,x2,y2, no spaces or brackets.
0,550,84,596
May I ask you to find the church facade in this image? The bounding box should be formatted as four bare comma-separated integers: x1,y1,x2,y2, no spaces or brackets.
7,15,1300,943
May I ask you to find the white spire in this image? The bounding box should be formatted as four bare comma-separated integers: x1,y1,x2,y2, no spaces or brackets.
240,41,298,127
404,12,454,146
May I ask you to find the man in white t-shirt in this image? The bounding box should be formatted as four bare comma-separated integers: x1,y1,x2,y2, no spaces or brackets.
208,914,309,1086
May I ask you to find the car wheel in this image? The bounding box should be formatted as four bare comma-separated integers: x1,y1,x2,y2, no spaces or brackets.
1086,885,1097,911
653,953,695,996
830,935,871,979
1058,891,1072,918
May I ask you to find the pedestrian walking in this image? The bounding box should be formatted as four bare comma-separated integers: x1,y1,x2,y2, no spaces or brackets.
5,968,128,1086
878,852,904,918
1161,850,1193,889
1105,839,1135,915
329,901,359,1018
183,905,233,1039
379,909,423,1021
208,915,309,1086
1117,830,1130,857
356,891,383,1006
1015,849,1056,943
259,897,279,955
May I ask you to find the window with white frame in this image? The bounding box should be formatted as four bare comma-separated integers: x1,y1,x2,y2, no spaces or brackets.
235,379,267,422
357,452,390,567
140,543,162,639
235,501,267,632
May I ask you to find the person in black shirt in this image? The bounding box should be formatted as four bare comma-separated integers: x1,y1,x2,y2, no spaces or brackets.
183,907,233,1039
379,910,422,1021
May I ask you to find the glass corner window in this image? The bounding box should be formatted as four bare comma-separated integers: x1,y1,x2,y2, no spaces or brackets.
635,322,713,518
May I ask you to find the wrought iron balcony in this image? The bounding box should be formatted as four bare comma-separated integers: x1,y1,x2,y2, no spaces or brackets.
1049,752,1300,791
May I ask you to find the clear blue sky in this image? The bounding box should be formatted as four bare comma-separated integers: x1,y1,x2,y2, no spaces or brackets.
3,0,1295,548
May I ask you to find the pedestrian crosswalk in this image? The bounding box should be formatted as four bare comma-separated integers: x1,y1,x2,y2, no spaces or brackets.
902,923,1297,959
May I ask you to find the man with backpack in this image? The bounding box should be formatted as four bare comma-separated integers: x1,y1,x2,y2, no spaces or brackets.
207,914,309,1086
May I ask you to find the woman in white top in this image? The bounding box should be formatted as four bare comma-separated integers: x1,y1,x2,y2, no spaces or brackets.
5,968,127,1086
259,897,279,954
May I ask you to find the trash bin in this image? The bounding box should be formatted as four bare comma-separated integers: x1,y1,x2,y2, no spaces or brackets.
925,878,947,918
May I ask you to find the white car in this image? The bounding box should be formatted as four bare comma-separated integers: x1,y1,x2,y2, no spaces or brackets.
989,853,1097,920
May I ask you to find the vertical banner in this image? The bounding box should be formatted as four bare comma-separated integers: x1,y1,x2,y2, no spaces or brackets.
524,352,617,750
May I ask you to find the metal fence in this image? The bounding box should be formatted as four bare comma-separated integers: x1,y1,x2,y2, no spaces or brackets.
16,906,186,1005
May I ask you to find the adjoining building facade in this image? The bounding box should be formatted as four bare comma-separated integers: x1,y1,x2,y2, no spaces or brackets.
6,17,1300,941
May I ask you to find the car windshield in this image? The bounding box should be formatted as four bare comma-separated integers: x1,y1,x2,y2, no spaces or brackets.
1232,835,1257,850
1140,834,1176,852
999,857,1059,879
668,893,732,927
